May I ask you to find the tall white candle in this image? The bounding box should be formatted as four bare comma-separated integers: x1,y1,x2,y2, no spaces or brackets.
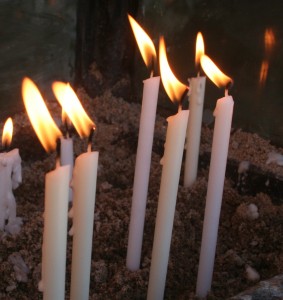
126,75,160,271
60,136,73,202
40,164,70,300
184,32,206,188
195,54,234,298
147,109,189,300
126,14,159,271
196,95,234,298
22,77,70,300
51,80,98,300
184,76,206,187
70,150,99,300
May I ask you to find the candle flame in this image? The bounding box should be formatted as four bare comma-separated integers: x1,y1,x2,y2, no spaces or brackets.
128,14,157,71
264,28,275,57
52,82,95,138
259,28,275,87
200,55,233,89
195,32,205,69
22,77,62,152
159,36,188,103
2,117,13,148
62,109,72,128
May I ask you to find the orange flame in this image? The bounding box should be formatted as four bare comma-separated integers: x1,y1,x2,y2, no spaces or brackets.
52,82,95,138
128,14,157,70
159,36,188,103
2,117,13,148
195,32,205,68
264,28,275,57
22,77,62,152
61,109,72,128
200,54,233,89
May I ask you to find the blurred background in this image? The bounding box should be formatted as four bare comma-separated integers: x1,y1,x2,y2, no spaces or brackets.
1,0,283,146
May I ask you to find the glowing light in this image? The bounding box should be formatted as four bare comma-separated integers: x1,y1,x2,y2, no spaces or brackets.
200,55,233,89
52,82,95,138
159,36,188,103
22,77,62,152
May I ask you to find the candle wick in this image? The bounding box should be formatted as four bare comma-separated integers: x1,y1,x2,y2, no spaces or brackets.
64,120,71,139
150,55,155,78
178,87,189,111
55,138,61,168
87,127,95,153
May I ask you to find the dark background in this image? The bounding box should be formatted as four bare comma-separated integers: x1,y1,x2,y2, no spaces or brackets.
1,0,283,146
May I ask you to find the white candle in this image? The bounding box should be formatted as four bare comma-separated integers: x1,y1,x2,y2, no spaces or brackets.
126,75,160,271
184,32,206,188
51,80,98,300
0,148,22,234
70,150,99,300
60,136,73,202
196,95,234,297
196,54,234,298
22,77,69,299
147,109,189,300
184,76,206,187
126,14,159,271
40,164,70,300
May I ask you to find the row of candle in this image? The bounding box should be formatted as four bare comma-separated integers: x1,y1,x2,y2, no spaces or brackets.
126,15,234,299
21,78,98,300
0,14,234,299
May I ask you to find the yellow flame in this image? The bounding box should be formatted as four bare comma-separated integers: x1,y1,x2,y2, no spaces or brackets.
128,14,157,70
2,117,13,148
61,109,72,128
52,82,95,138
159,36,188,102
22,77,62,152
200,55,232,88
195,32,205,68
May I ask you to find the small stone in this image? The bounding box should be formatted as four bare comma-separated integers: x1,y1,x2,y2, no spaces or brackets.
245,265,260,282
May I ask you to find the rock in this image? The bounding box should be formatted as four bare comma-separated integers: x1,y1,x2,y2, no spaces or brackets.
230,274,283,299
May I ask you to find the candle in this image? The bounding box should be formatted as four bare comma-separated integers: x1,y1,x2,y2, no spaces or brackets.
0,117,22,235
196,55,234,298
126,14,160,271
56,92,75,203
52,82,98,300
147,36,189,300
184,32,206,187
22,77,70,300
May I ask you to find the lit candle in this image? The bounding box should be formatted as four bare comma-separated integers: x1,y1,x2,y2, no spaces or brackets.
184,32,206,187
126,15,160,271
53,87,75,203
53,82,98,300
0,117,22,235
22,77,70,300
196,55,234,298
147,36,189,300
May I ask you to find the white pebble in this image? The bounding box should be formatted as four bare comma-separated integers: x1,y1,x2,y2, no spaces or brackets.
245,265,260,282
266,152,283,166
238,161,250,174
247,203,259,220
